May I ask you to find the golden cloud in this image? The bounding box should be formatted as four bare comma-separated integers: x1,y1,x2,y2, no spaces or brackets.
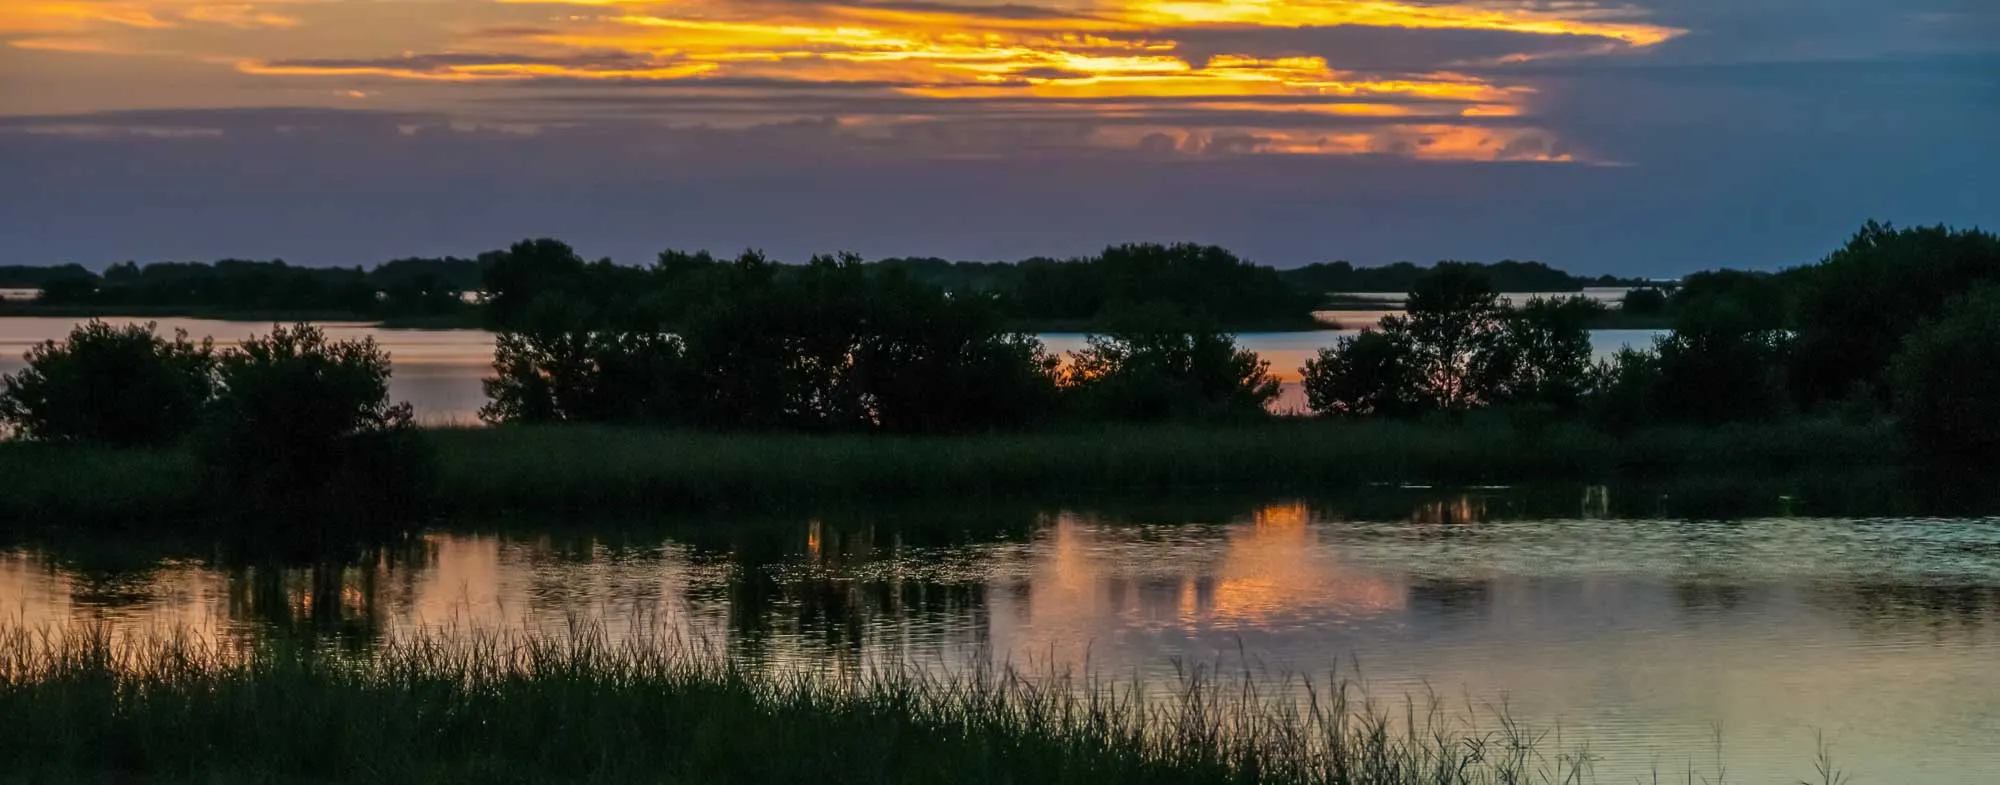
5,0,1687,161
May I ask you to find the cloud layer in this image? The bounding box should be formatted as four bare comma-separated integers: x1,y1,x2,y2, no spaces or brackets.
0,0,1993,272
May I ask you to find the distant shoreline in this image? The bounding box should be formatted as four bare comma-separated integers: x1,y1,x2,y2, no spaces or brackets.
0,304,1673,333
0,419,1911,527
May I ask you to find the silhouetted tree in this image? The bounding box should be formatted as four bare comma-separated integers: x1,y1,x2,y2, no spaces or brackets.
1300,330,1418,417
1619,287,1668,316
1588,302,1791,426
482,250,1061,432
479,239,592,330
1392,264,1511,411
1790,221,2000,408
0,321,215,445
851,273,1059,432
1304,272,1593,419
1060,305,1278,422
1487,296,1598,411
202,325,432,525
1671,270,1785,330
1889,285,2000,462
1282,259,1583,296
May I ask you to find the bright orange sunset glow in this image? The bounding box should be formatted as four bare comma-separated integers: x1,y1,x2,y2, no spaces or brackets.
1,0,1684,161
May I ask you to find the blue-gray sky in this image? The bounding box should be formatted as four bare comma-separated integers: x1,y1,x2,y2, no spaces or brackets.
1,0,1994,274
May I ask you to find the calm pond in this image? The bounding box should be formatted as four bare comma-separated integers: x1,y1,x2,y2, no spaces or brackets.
5,489,1998,783
0,317,1666,422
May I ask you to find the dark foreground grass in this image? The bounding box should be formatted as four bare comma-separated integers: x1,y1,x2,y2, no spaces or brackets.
0,419,1898,524
428,418,1895,514
1,624,1828,785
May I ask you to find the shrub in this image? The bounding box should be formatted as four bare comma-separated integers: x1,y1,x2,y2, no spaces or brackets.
0,321,215,446
1619,287,1668,316
1583,347,1664,430
1301,331,1418,418
203,324,433,524
1389,265,1511,412
482,255,1060,433
1889,285,2000,462
1790,221,2000,408
1488,296,1597,411
481,329,690,425
1302,271,1592,419
851,276,1060,433
1060,307,1278,423
1585,307,1791,428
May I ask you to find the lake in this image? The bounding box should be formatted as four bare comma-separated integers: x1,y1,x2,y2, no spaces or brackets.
0,317,1666,423
4,489,1997,782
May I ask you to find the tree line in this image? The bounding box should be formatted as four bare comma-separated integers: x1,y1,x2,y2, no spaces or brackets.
0,258,484,317
3,221,1997,527
3,246,1637,329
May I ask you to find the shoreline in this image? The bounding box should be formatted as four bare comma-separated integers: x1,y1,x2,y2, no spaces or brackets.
0,419,1912,526
0,305,1338,334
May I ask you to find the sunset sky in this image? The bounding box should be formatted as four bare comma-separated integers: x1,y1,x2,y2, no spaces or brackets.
2,0,1993,273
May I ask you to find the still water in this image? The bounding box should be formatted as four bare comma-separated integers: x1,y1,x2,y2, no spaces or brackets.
0,317,1665,423
5,492,1998,782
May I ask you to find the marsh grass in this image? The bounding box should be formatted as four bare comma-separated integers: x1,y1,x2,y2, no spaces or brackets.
426,419,1893,515
0,622,1629,785
0,419,1896,524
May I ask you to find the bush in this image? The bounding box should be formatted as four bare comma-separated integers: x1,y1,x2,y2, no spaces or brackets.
0,321,215,446
1790,222,2000,408
202,324,433,524
1489,297,1597,411
1301,331,1418,417
1301,271,1592,419
1583,347,1663,430
1889,285,2000,462
482,329,689,425
1060,308,1278,423
1619,287,1668,316
482,255,1060,433
1585,308,1791,428
851,275,1060,433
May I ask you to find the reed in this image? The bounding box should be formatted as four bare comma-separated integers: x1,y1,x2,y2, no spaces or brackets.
0,419,1897,523
0,622,1625,784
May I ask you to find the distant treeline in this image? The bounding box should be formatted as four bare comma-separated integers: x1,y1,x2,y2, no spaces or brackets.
0,258,484,317
1280,259,1622,295
0,248,1637,329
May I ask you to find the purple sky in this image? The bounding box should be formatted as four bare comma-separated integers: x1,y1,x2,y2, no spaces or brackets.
1,0,1994,275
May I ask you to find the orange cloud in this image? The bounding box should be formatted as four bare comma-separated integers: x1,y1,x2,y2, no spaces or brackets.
4,0,1684,162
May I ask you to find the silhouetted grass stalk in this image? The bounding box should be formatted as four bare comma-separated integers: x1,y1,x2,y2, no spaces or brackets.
0,621,1631,784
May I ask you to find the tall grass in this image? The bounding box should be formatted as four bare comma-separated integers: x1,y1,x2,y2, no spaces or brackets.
0,418,1898,523
0,622,1624,785
427,419,1894,515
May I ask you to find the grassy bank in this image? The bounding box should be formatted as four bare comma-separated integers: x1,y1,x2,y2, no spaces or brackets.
0,419,1900,525
428,419,1895,515
0,624,1831,785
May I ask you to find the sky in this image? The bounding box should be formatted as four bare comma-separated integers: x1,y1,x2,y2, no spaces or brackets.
0,0,1994,274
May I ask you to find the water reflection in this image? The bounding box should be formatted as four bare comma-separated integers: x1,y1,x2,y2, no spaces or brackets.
5,491,2000,781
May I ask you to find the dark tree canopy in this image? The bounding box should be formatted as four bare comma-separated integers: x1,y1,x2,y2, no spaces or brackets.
1301,267,1594,418
1890,285,2000,462
0,321,216,446
1282,259,1585,296
1789,222,2000,408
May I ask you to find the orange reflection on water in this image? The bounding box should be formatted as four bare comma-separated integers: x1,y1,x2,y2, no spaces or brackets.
1408,494,1489,525
1207,503,1404,623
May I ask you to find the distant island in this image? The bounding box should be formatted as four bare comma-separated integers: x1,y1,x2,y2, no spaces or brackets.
0,246,1670,332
